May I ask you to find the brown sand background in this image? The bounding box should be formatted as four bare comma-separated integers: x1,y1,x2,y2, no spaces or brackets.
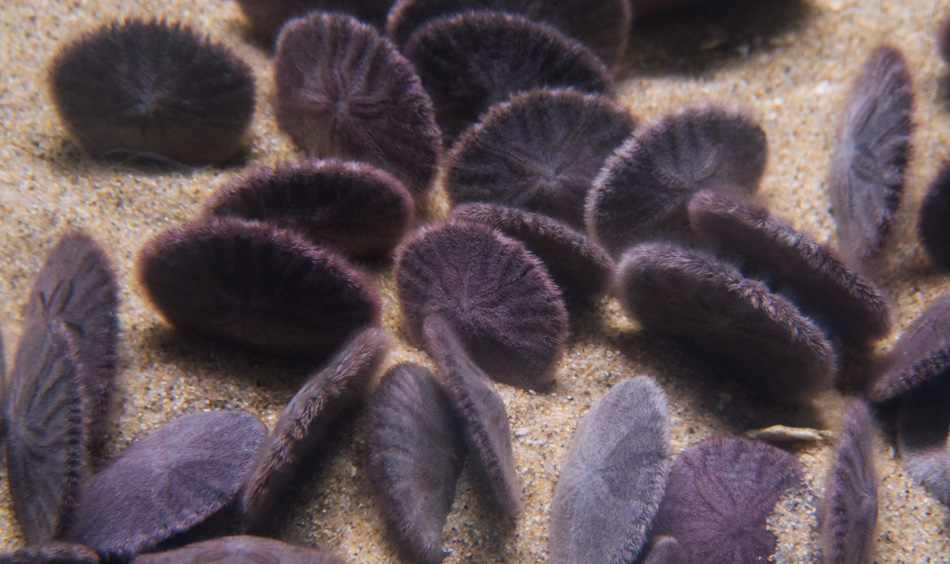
1,0,949,561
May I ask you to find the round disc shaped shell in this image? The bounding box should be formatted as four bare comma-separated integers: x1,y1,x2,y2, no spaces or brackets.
446,88,636,229
587,105,767,258
23,230,119,430
394,220,568,391
236,0,395,40
549,376,671,564
828,45,913,266
918,160,950,268
367,362,465,564
450,203,614,308
819,400,878,564
386,0,631,68
422,315,520,515
205,160,414,261
616,242,836,405
241,328,389,530
650,438,804,564
48,19,255,165
869,293,950,403
5,321,88,545
403,11,614,142
65,411,267,558
274,13,440,198
688,190,891,346
137,218,380,360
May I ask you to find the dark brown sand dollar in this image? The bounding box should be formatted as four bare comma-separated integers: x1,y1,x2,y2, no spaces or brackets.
386,0,632,68
132,536,347,563
0,542,100,564
549,376,671,564
450,203,614,308
819,400,878,564
918,160,950,268
275,13,440,199
423,315,520,515
688,190,891,346
5,321,88,545
241,327,389,530
446,88,636,229
616,242,836,405
403,11,615,142
868,293,950,403
394,220,568,391
586,106,767,258
205,160,414,261
23,230,119,428
367,362,465,564
236,0,394,40
65,411,267,558
137,218,380,360
48,19,255,165
828,44,913,266
650,438,804,563
897,378,950,505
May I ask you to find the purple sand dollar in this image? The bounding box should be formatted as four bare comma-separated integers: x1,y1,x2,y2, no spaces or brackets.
274,12,440,199
587,105,767,258
403,11,614,142
616,242,836,405
450,203,614,308
828,44,913,266
65,410,267,558
423,315,520,516
446,88,636,230
137,218,380,361
819,400,879,564
205,159,414,261
651,438,804,564
5,321,88,545
48,19,255,165
549,377,671,564
23,230,119,429
241,327,389,530
367,362,466,564
688,190,891,346
394,220,568,391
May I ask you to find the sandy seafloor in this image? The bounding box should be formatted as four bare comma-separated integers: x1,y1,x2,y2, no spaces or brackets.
0,0,949,562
